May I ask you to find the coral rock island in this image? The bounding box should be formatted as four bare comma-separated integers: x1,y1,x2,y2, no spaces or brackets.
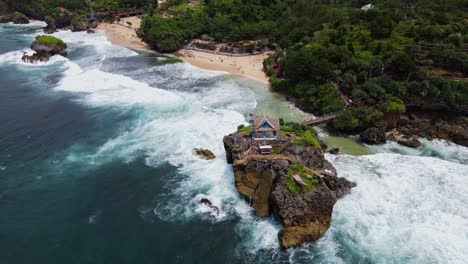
223,117,356,248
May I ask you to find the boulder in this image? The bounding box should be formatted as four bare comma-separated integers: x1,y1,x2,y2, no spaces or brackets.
12,12,29,24
87,29,95,34
0,12,29,24
193,148,216,160
0,15,10,23
23,36,66,63
327,147,340,155
360,126,386,144
71,16,87,32
31,36,67,56
386,132,398,142
397,137,422,148
43,16,56,34
200,198,220,215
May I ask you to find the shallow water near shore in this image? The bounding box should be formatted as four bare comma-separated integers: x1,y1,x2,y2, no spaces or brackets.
1,23,467,264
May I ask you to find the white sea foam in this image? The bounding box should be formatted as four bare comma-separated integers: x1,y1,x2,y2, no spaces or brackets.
368,138,468,164
326,153,468,263
2,20,46,27
0,49,68,66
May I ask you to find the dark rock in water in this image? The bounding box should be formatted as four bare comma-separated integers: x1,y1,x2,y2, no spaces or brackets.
360,126,386,144
13,12,29,24
31,36,67,56
0,15,10,23
386,132,398,142
223,130,355,248
397,137,422,148
193,148,216,160
43,16,56,34
71,16,87,32
327,147,340,155
0,12,29,24
200,198,220,215
87,29,95,34
21,52,51,63
22,36,67,63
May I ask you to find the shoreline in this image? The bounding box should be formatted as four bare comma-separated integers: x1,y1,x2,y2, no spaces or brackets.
97,17,269,83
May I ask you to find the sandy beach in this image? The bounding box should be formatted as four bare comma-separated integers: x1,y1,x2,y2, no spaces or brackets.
98,17,269,82
97,17,150,51
176,49,269,82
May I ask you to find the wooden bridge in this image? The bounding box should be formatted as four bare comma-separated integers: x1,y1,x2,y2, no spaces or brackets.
303,111,342,126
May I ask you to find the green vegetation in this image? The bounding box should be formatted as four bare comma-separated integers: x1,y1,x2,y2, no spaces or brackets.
3,0,156,21
35,35,66,47
279,120,322,149
237,125,251,133
295,130,321,149
283,164,319,194
138,0,467,134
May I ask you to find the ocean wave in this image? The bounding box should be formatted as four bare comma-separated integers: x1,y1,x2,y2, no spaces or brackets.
326,153,468,263
367,138,468,164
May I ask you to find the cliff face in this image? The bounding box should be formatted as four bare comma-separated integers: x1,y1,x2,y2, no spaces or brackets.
223,132,355,248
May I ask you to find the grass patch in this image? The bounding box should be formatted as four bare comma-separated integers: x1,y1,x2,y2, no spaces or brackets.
283,164,319,194
36,35,66,47
237,125,251,133
295,130,321,149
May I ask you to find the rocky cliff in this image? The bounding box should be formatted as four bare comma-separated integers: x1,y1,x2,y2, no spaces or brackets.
223,129,355,248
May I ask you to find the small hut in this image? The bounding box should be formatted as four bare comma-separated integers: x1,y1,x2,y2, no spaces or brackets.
250,115,280,140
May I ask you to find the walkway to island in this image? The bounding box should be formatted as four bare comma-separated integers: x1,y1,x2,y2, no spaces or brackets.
303,111,343,126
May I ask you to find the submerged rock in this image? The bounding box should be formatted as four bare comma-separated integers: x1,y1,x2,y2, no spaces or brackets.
193,148,216,160
397,137,422,148
200,198,220,215
327,147,340,155
223,129,355,248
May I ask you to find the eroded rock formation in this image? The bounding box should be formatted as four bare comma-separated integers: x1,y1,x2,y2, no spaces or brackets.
22,36,66,63
223,131,355,248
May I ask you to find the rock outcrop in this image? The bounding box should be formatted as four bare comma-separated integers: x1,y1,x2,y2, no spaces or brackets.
397,136,422,148
71,16,87,32
43,16,56,34
193,148,216,160
397,110,467,147
0,12,29,24
360,126,386,144
223,130,355,248
22,36,66,63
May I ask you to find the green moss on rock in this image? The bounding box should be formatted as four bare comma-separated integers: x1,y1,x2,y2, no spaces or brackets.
36,35,66,47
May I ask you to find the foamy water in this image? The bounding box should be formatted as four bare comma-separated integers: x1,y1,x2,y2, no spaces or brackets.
2,22,467,263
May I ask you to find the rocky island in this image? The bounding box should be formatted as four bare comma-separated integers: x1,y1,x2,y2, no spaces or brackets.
223,117,355,248
22,35,66,63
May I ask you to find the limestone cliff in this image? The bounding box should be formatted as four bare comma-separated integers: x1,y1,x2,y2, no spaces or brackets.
223,129,355,248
